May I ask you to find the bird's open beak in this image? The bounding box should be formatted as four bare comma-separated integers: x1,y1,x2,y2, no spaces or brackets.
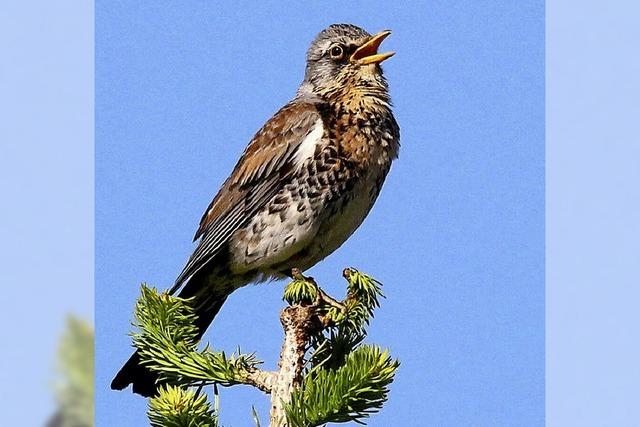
350,30,395,65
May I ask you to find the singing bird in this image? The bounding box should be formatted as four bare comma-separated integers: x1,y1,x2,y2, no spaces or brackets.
112,23,400,396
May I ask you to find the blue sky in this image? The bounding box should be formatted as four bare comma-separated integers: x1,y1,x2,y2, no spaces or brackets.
96,1,543,426
0,2,93,425
546,2,640,425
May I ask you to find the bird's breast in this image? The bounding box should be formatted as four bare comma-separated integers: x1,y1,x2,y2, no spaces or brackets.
227,104,398,278
329,103,399,166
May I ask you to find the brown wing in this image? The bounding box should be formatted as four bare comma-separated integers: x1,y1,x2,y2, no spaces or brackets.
169,102,322,294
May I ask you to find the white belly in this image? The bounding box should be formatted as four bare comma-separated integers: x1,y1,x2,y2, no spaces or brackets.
229,174,381,278
308,180,378,261
227,193,320,274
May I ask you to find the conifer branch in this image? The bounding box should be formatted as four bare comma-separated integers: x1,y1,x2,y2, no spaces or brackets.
285,346,399,426
148,385,218,427
131,268,399,427
132,286,269,390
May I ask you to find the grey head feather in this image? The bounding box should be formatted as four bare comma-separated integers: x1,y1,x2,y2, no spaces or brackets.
297,24,374,98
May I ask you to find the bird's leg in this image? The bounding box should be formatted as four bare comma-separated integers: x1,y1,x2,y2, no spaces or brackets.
317,288,346,312
290,268,346,312
280,268,297,279
289,267,306,281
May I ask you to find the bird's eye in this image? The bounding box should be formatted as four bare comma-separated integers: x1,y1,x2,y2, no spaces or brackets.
329,45,344,60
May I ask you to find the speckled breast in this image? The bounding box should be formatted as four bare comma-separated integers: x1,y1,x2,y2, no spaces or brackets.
228,104,398,277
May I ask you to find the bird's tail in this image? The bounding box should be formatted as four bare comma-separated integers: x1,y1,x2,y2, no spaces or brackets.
111,280,229,397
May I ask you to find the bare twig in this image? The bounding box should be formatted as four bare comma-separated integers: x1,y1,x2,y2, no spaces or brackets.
269,304,320,427
243,368,277,394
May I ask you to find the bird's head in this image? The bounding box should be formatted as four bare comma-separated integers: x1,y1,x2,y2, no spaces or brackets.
298,24,394,103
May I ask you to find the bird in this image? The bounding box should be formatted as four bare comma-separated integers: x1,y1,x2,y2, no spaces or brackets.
111,23,400,397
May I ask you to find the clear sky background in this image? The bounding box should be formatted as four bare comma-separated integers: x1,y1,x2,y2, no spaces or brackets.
0,1,93,426
96,1,543,426
546,2,640,425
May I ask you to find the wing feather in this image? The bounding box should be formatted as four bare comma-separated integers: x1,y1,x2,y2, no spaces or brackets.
170,102,323,294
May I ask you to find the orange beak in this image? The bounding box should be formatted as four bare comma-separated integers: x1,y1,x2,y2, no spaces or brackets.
350,30,395,65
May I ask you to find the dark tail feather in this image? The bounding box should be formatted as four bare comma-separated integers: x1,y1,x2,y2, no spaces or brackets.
111,291,228,397
110,351,158,396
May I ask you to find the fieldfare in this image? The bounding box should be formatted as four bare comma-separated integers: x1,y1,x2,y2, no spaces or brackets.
112,23,400,396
